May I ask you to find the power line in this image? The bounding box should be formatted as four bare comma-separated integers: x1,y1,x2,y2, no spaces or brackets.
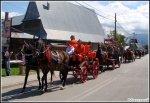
74,1,114,21
117,9,149,16
4,1,114,35
116,22,132,35
81,1,114,18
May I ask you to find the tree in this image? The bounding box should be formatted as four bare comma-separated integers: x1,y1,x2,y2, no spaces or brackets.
107,30,126,47
143,44,148,50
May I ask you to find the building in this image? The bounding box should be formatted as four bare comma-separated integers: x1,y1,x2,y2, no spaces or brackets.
21,1,106,43
2,1,107,59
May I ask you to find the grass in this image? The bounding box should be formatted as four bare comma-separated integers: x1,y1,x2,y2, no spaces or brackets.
1,67,37,77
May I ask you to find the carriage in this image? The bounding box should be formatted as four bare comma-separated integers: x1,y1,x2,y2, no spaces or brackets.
53,44,99,83
99,38,121,70
124,46,135,62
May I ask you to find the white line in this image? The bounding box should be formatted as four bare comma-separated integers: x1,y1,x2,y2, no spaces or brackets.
67,78,113,101
76,78,117,101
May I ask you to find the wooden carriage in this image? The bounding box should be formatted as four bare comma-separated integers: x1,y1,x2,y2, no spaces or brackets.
103,38,121,70
53,44,99,83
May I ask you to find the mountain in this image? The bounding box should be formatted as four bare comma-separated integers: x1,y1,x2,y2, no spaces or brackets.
126,34,149,46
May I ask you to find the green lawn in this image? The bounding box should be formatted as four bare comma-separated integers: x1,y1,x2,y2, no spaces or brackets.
1,67,37,77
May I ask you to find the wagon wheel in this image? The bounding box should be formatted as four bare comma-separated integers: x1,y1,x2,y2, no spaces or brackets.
92,61,99,79
80,66,88,83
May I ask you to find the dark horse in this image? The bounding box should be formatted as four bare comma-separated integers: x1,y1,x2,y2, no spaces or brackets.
124,49,135,62
96,43,108,72
20,40,42,93
34,38,70,92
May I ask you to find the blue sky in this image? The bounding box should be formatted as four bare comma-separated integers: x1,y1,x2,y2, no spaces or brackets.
2,1,29,14
1,1,149,45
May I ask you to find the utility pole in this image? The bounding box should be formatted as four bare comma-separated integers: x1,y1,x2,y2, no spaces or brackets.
114,13,116,40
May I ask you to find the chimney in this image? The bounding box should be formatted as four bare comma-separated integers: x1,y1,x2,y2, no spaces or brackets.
47,2,50,10
5,12,9,21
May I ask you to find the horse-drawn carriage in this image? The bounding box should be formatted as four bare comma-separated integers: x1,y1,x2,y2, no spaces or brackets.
56,45,99,83
96,38,122,70
124,46,135,62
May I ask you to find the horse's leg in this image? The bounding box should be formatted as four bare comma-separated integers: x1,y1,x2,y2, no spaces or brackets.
21,68,30,93
36,69,41,90
60,68,68,90
50,69,54,84
44,70,48,92
41,72,45,93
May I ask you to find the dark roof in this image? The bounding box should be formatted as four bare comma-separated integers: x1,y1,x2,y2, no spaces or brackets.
23,1,106,42
12,15,24,26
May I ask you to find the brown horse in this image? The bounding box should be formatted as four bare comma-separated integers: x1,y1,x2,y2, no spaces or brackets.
124,49,135,62
96,43,108,72
34,38,70,92
20,40,55,93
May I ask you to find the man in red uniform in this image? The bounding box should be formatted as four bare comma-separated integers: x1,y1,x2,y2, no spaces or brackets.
70,35,77,48
84,41,96,60
72,39,85,62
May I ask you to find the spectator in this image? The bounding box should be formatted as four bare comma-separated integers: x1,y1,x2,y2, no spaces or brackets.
2,46,13,76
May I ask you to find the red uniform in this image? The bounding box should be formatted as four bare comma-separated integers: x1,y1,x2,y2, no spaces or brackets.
70,39,78,48
84,44,96,60
72,44,85,62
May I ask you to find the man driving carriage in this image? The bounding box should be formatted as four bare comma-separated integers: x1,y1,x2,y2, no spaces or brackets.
107,43,114,59
84,41,96,61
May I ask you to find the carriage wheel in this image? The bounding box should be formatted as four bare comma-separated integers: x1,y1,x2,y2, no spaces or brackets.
92,61,99,79
80,66,88,83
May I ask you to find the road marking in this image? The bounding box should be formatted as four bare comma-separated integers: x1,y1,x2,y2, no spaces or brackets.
76,78,117,101
67,78,116,101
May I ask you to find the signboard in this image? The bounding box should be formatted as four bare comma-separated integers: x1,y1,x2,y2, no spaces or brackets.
4,12,11,37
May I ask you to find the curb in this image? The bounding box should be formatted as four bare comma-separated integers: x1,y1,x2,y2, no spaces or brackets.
2,79,39,89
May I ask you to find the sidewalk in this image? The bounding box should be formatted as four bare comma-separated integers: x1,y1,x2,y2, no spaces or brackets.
1,71,60,89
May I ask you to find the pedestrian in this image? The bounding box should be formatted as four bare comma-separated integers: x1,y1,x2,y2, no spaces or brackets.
2,46,13,76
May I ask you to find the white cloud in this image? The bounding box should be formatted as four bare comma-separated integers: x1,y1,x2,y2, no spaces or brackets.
1,11,23,19
80,1,149,37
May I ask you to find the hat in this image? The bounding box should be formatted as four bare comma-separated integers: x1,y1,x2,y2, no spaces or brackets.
88,41,91,44
70,35,75,38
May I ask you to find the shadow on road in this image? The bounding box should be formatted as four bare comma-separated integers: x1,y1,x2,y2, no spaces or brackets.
1,76,85,101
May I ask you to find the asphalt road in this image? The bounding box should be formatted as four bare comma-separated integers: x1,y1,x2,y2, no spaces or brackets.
2,54,149,102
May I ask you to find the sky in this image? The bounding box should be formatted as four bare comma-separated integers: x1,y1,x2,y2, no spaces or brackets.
1,1,149,45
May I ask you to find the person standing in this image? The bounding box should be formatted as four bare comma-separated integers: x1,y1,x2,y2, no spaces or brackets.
2,46,13,76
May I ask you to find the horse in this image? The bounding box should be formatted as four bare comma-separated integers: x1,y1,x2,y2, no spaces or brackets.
123,49,135,62
34,38,70,92
134,50,141,59
20,40,55,93
96,43,108,72
19,40,42,93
